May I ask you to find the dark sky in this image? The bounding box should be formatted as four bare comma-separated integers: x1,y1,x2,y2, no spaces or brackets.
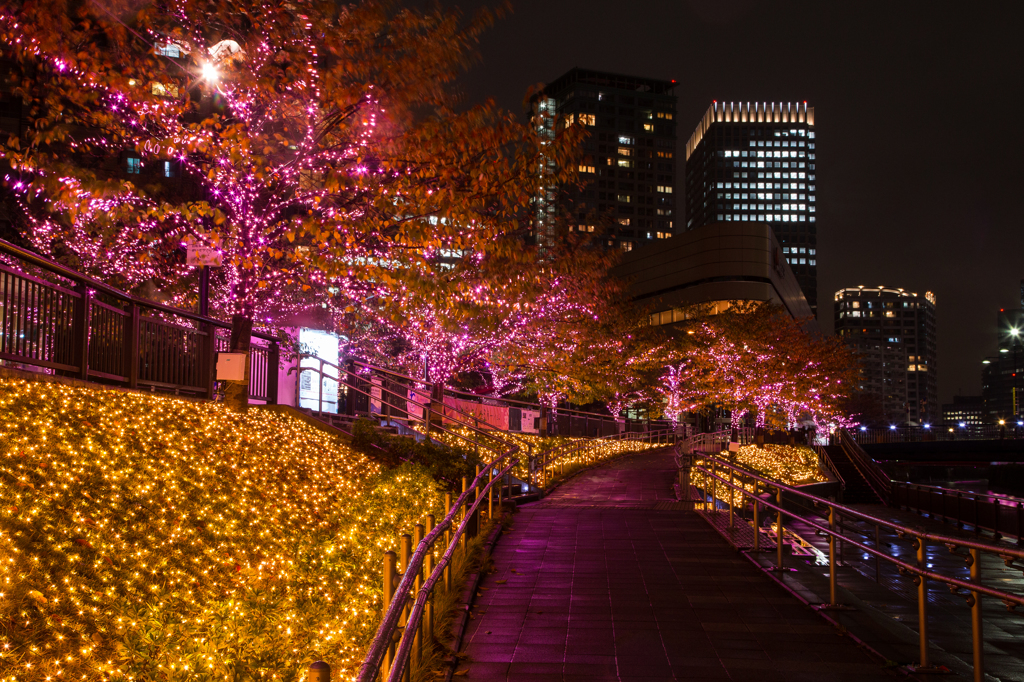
450,0,1024,404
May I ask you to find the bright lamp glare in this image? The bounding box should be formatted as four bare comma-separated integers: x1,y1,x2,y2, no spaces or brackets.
889,425,896,430
1012,328,1020,337
923,423,931,429
201,62,219,82
959,422,966,428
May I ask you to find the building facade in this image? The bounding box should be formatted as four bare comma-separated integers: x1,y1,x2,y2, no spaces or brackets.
683,101,818,317
941,395,984,428
613,221,814,328
981,308,1024,423
531,68,678,252
834,286,938,426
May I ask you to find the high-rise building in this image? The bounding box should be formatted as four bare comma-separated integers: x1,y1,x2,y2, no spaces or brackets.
941,395,984,428
981,306,1024,423
530,68,678,252
834,286,938,426
683,102,818,316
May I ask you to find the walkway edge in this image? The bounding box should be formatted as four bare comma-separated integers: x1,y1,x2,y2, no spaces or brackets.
443,514,507,682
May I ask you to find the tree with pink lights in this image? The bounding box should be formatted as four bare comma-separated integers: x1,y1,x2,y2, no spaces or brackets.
1,0,581,408
659,303,858,432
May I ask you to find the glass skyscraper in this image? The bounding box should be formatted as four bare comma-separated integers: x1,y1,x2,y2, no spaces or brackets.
683,101,817,316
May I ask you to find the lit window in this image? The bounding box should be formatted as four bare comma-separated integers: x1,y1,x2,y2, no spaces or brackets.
643,123,654,132
621,242,633,252
656,151,673,159
618,135,634,145
618,147,633,157
580,113,596,126
617,159,634,168
578,164,596,174
656,112,673,120
156,43,182,58
617,194,631,203
656,185,672,193
126,157,141,174
617,218,631,226
162,160,175,178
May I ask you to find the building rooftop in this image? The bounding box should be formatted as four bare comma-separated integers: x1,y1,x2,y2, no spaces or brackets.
544,68,678,97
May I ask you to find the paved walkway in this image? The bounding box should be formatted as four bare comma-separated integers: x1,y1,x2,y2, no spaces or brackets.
456,450,898,681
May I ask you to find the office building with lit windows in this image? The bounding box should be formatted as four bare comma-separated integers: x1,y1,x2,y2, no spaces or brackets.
980,306,1024,423
683,101,818,316
834,286,938,426
529,68,678,252
941,395,984,428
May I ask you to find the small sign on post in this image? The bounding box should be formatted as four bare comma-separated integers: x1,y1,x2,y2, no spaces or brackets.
216,352,248,382
186,245,223,267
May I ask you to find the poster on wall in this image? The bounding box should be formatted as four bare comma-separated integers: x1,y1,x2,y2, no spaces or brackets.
298,328,340,413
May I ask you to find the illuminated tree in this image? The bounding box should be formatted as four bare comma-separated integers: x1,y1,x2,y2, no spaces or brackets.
658,303,859,432
1,0,581,407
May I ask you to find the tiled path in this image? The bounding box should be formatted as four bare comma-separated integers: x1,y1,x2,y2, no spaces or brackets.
456,450,898,681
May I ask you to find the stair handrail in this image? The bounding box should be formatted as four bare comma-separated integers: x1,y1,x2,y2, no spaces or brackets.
813,444,846,489
838,428,891,504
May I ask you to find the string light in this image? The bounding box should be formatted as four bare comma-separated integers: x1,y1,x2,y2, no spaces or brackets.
0,378,445,680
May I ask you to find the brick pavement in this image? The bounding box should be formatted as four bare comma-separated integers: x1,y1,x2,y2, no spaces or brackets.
455,450,899,681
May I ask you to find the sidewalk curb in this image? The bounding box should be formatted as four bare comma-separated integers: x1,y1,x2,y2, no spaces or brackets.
443,514,507,682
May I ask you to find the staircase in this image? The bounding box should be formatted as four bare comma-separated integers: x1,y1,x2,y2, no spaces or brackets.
296,408,404,438
823,445,885,505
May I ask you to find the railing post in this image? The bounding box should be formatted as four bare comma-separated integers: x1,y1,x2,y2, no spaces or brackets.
776,487,784,570
444,493,452,590
73,282,91,380
122,301,140,389
460,477,468,554
488,465,494,520
993,498,1003,540
728,463,735,528
752,482,760,551
412,523,425,669
307,661,331,682
916,535,930,669
828,507,837,606
875,525,881,583
970,547,984,682
267,340,280,405
203,323,217,400
424,514,435,648
382,551,397,678
711,458,717,513
399,534,411,682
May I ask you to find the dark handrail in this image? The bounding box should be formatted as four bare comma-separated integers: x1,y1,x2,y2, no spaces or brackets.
838,428,891,502
0,237,276,340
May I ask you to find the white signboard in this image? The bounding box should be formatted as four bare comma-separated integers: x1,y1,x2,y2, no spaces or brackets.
298,328,340,413
186,245,223,267
370,377,383,415
216,352,247,382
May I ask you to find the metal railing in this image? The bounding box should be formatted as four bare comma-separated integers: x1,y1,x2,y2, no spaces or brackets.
892,481,1024,544
0,237,279,400
685,449,1024,680
296,354,673,437
814,444,846,488
853,424,1024,444
838,428,891,502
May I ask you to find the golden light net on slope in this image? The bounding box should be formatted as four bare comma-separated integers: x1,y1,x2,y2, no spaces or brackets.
695,443,827,508
0,378,445,681
416,424,661,482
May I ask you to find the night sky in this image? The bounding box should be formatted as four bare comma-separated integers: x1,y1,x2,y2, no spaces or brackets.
451,0,1024,405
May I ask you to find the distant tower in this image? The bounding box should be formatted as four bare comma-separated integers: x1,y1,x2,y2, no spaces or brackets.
684,102,817,317
834,286,938,426
529,68,678,253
